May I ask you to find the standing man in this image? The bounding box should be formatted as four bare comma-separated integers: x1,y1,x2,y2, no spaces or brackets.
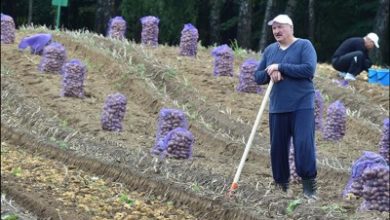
254,14,318,199
331,33,379,81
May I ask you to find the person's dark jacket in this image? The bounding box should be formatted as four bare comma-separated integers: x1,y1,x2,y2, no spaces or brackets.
332,37,372,71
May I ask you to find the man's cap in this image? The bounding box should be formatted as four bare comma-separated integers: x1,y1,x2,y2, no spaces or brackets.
267,14,293,26
366,33,379,48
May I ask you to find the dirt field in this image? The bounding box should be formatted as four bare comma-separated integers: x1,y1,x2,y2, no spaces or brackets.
1,141,197,220
1,26,389,219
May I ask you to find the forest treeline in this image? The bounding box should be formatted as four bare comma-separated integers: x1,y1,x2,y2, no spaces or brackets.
1,0,389,65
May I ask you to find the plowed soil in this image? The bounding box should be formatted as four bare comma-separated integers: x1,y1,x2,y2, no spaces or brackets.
1,141,196,220
1,26,389,219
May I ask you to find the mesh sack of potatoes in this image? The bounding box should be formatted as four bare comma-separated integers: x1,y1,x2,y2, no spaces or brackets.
289,139,301,183
140,16,159,47
342,151,387,198
158,127,194,159
151,108,189,156
211,44,234,77
18,33,52,55
359,164,389,212
323,100,346,141
38,42,67,73
1,13,15,44
107,16,127,40
314,90,324,131
236,59,262,93
179,23,198,57
61,59,87,98
101,93,127,132
378,118,389,164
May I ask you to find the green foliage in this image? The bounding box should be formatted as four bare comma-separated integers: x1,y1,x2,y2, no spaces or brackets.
64,0,97,31
190,182,203,192
2,214,19,220
33,0,55,26
0,148,9,155
163,67,177,79
60,119,68,128
120,0,199,45
119,193,134,205
321,203,347,213
286,199,302,214
57,141,68,150
49,137,68,150
220,17,239,31
230,39,247,59
11,167,22,177
1,64,13,76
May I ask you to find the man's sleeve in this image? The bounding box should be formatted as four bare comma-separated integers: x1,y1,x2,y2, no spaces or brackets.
278,40,317,79
254,52,270,84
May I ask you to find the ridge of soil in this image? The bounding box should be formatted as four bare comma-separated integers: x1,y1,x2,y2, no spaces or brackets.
1,124,257,220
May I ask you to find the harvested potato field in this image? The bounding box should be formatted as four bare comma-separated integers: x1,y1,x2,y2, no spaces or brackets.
1,26,389,219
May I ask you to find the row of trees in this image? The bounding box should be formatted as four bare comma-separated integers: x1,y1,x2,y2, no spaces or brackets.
1,0,388,65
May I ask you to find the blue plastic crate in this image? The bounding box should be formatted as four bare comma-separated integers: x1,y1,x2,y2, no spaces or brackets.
368,68,378,84
377,69,389,86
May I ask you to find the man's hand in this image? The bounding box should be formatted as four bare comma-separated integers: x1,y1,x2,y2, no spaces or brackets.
269,70,284,83
265,64,279,74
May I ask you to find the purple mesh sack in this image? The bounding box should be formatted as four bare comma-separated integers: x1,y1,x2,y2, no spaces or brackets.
38,42,67,73
378,118,389,164
158,127,194,159
289,139,301,183
323,100,346,141
359,164,389,212
61,59,87,98
1,13,15,44
101,93,127,132
314,90,324,131
331,79,349,87
179,23,198,57
107,16,127,40
140,16,159,47
151,108,189,156
211,44,234,77
236,59,262,93
18,33,52,55
342,151,387,198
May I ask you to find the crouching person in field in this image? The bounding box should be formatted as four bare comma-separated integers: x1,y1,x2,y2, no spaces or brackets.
331,33,379,81
254,14,318,199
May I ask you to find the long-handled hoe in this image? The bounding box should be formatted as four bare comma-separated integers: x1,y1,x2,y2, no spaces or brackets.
228,80,274,197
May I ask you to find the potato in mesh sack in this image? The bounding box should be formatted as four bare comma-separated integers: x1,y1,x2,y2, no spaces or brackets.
236,59,262,93
101,93,127,132
314,90,324,131
342,151,387,198
107,16,127,40
38,42,67,73
289,139,301,183
140,16,159,47
378,118,389,164
323,100,346,141
1,13,15,44
179,23,198,57
359,164,389,212
211,44,234,77
151,108,188,156
61,59,87,98
159,127,194,159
